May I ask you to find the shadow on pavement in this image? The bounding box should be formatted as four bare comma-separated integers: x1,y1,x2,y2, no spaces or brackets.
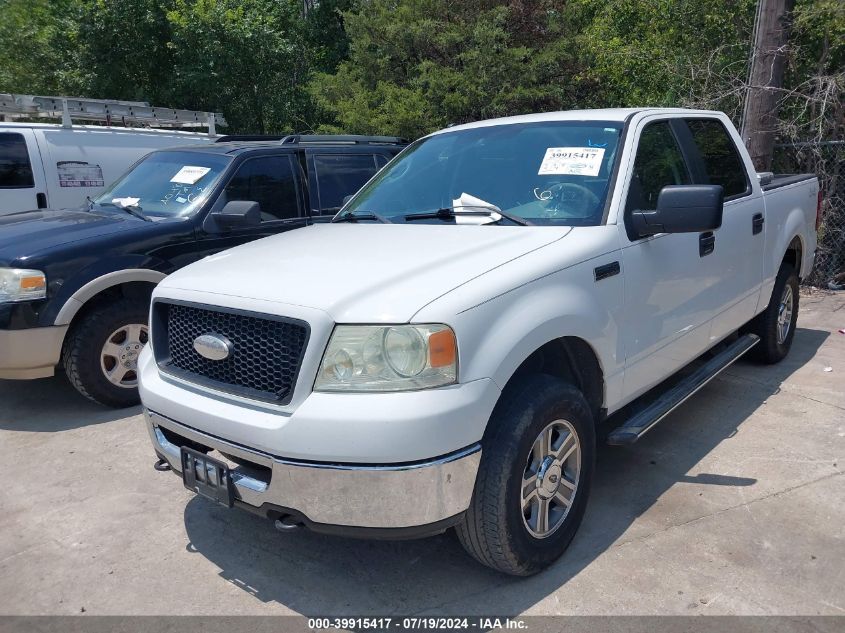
181,328,828,615
0,373,138,432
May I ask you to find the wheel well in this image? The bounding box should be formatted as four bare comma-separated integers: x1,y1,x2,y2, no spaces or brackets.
782,236,803,278
508,337,604,420
64,281,155,339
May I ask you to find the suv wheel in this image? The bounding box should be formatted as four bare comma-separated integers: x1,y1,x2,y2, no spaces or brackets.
456,374,595,575
63,299,149,408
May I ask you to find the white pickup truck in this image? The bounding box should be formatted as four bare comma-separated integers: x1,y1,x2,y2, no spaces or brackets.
139,108,819,576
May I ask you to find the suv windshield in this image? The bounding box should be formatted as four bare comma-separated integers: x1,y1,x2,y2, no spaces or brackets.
343,121,623,226
93,150,230,218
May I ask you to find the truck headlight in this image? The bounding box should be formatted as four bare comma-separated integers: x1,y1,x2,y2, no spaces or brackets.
0,268,47,303
315,324,457,392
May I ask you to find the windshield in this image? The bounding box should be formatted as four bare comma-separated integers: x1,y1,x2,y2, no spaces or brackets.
93,150,231,218
343,121,623,226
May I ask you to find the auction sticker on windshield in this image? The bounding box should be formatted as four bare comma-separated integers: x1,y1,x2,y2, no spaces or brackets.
538,147,605,177
171,166,211,184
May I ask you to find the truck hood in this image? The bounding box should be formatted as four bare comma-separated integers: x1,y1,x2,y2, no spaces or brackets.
162,223,571,322
0,208,140,262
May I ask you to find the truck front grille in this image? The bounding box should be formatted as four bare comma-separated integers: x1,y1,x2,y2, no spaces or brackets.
152,301,309,404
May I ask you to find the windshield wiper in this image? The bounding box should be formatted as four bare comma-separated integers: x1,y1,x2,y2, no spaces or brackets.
331,210,392,224
403,204,532,226
98,201,152,222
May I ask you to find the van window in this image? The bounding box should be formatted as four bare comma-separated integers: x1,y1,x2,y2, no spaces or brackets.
686,119,749,197
0,133,34,188
626,122,691,213
314,154,379,213
224,156,299,221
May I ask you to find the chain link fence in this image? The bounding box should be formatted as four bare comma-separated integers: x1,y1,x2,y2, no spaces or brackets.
773,140,844,286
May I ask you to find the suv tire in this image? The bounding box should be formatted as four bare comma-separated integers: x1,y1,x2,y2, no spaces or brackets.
63,299,149,408
456,374,595,575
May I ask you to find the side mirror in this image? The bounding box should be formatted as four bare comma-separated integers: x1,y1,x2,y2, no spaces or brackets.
630,185,723,238
211,200,261,229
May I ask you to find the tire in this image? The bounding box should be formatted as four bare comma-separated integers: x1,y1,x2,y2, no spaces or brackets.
748,263,799,364
62,298,150,408
456,374,595,576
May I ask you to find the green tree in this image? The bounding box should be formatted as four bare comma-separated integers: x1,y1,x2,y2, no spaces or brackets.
0,0,82,95
309,0,592,139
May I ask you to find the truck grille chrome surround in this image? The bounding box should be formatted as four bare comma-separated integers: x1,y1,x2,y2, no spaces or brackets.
151,300,309,405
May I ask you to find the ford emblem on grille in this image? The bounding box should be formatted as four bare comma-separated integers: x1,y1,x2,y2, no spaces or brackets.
193,333,233,361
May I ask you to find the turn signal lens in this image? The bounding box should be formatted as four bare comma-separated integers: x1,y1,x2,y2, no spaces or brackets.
428,328,457,368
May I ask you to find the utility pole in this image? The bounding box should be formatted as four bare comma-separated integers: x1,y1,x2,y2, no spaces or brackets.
740,0,795,171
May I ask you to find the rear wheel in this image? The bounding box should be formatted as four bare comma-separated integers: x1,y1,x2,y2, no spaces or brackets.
63,299,149,408
456,374,595,576
749,263,799,364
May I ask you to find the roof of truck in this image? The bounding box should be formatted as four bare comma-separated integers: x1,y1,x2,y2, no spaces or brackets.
433,108,724,135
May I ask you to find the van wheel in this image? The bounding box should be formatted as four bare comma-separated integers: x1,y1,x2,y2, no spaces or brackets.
63,299,149,408
456,374,595,576
749,264,799,364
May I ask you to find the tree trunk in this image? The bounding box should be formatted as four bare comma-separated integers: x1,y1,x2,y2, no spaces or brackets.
740,0,795,171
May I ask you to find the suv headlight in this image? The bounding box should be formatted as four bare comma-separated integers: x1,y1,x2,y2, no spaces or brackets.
0,268,47,303
315,324,457,392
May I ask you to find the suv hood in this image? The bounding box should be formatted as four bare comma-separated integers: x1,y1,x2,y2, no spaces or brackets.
0,208,139,261
162,223,571,322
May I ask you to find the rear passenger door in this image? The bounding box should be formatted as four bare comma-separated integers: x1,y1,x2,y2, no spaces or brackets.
306,151,383,216
0,129,49,215
680,117,763,341
194,153,306,259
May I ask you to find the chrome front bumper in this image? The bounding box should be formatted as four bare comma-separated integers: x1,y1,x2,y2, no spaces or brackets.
145,409,481,532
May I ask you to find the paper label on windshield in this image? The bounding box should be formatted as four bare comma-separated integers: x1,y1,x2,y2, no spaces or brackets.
112,197,140,207
538,147,605,176
170,166,211,184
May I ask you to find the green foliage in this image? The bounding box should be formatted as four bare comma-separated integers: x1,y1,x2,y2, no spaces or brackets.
309,1,593,138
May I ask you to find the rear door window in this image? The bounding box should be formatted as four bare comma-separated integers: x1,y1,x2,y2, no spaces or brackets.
0,133,34,188
626,121,692,213
313,154,379,213
224,155,300,222
685,119,749,198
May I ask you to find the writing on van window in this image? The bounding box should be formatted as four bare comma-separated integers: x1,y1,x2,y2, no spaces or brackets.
539,147,606,177
170,165,211,184
57,161,104,188
538,147,605,177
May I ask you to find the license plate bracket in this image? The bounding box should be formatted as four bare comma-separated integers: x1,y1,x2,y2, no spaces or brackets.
181,447,235,508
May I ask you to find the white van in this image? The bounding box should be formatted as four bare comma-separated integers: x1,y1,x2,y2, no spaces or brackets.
0,95,225,215
0,123,221,215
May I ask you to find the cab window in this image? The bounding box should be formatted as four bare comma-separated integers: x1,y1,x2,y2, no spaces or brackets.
626,122,691,213
685,118,749,198
224,155,300,222
0,133,34,188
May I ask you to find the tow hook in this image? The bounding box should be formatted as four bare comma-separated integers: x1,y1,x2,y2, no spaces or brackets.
154,458,172,472
274,515,303,532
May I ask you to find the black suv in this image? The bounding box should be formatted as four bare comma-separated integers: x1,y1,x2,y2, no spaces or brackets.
0,135,405,407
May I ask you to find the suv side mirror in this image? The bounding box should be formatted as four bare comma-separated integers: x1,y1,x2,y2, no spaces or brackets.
211,200,261,229
630,185,723,238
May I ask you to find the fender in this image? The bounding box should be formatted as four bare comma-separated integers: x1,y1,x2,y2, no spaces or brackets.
757,200,809,315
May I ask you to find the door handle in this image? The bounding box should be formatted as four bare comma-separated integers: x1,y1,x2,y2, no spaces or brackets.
752,213,764,235
699,231,715,257
36,192,48,209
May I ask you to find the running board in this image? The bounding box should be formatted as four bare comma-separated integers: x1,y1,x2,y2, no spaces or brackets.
606,334,760,446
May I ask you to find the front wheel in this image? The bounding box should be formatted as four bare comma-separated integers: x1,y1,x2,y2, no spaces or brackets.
62,299,149,408
456,375,595,576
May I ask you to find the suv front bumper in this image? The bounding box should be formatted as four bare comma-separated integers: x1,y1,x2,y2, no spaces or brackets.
0,325,68,379
146,409,481,535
